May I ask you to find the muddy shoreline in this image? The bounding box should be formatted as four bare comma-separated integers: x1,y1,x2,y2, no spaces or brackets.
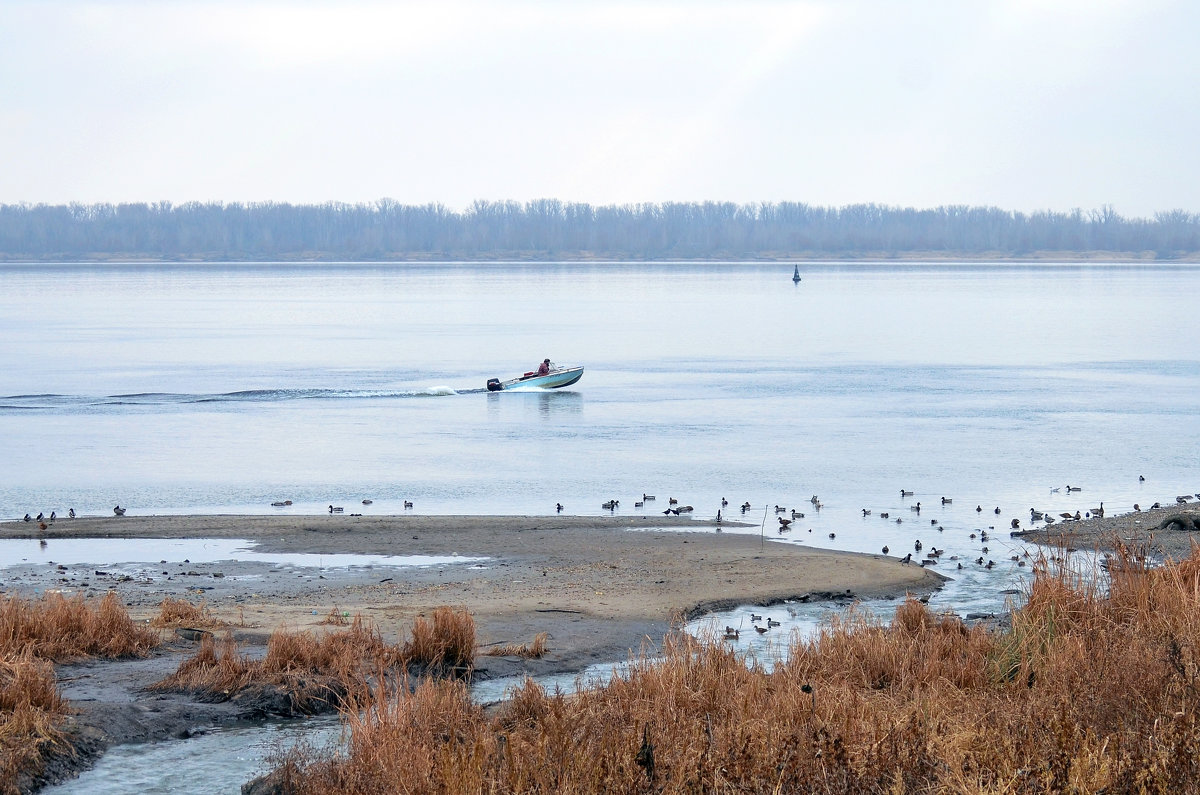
1013,504,1200,561
2,514,944,791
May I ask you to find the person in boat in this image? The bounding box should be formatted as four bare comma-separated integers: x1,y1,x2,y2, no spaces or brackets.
536,358,551,376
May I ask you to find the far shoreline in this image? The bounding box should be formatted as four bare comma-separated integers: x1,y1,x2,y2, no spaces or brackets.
2,253,1198,264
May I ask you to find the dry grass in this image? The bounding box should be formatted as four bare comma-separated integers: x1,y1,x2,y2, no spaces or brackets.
271,545,1200,793
0,592,157,790
152,607,476,714
406,606,475,672
318,606,349,626
484,632,550,659
0,651,70,795
150,597,222,630
151,616,395,713
0,592,158,662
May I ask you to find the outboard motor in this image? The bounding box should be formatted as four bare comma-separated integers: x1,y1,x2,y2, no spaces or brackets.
486,378,502,392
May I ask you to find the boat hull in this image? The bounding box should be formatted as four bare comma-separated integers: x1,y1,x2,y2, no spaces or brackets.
489,366,584,391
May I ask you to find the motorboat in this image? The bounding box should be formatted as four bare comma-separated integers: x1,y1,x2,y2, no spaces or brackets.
487,363,584,391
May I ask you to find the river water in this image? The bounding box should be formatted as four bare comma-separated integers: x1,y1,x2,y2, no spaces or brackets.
6,261,1199,792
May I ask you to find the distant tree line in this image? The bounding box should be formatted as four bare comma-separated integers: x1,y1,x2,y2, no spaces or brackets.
1,200,1197,260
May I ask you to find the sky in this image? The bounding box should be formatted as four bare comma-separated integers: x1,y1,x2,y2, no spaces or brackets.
2,0,1197,217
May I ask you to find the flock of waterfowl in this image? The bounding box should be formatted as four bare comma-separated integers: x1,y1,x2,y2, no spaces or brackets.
724,611,783,640
578,477,1199,576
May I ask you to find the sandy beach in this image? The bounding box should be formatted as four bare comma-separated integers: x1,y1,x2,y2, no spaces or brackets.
3,514,943,657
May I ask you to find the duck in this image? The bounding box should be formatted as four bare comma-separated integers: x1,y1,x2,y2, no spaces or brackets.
643,494,656,501
766,618,781,628
828,532,836,538
941,497,953,505
721,497,728,507
774,505,787,514
994,507,1001,515
113,505,126,516
23,513,31,522
862,508,871,516
910,502,921,513
361,499,373,505
754,625,769,634
882,545,890,555
1067,485,1082,492
68,508,75,519
668,498,678,505
880,512,890,519
602,500,619,510
556,503,563,513
723,627,740,640
36,512,44,521
634,500,644,507
791,509,804,519
49,511,55,522
1138,475,1145,482
1030,509,1044,521
1011,518,1020,529
778,517,793,529
901,489,914,497
404,500,414,509
1089,502,1105,517
976,505,983,513
750,613,762,622
329,505,343,513
676,505,693,513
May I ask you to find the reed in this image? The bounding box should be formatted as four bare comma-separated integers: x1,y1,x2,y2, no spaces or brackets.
0,651,69,795
0,592,158,662
404,606,475,672
484,632,549,660
269,545,1200,793
151,597,221,629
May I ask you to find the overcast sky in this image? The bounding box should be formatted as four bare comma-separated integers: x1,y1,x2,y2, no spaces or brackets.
2,0,1197,216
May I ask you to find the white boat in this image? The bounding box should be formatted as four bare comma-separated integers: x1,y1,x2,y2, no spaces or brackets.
487,363,584,391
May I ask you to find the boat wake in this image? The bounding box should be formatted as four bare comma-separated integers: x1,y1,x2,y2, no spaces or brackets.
0,386,477,412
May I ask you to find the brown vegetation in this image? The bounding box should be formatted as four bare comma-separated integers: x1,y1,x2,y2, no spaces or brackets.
318,606,349,626
1,592,156,793
0,592,158,662
0,652,69,795
266,546,1200,793
150,597,222,630
153,607,477,716
484,632,550,660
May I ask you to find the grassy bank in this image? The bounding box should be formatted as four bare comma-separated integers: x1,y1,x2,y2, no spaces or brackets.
265,546,1200,793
